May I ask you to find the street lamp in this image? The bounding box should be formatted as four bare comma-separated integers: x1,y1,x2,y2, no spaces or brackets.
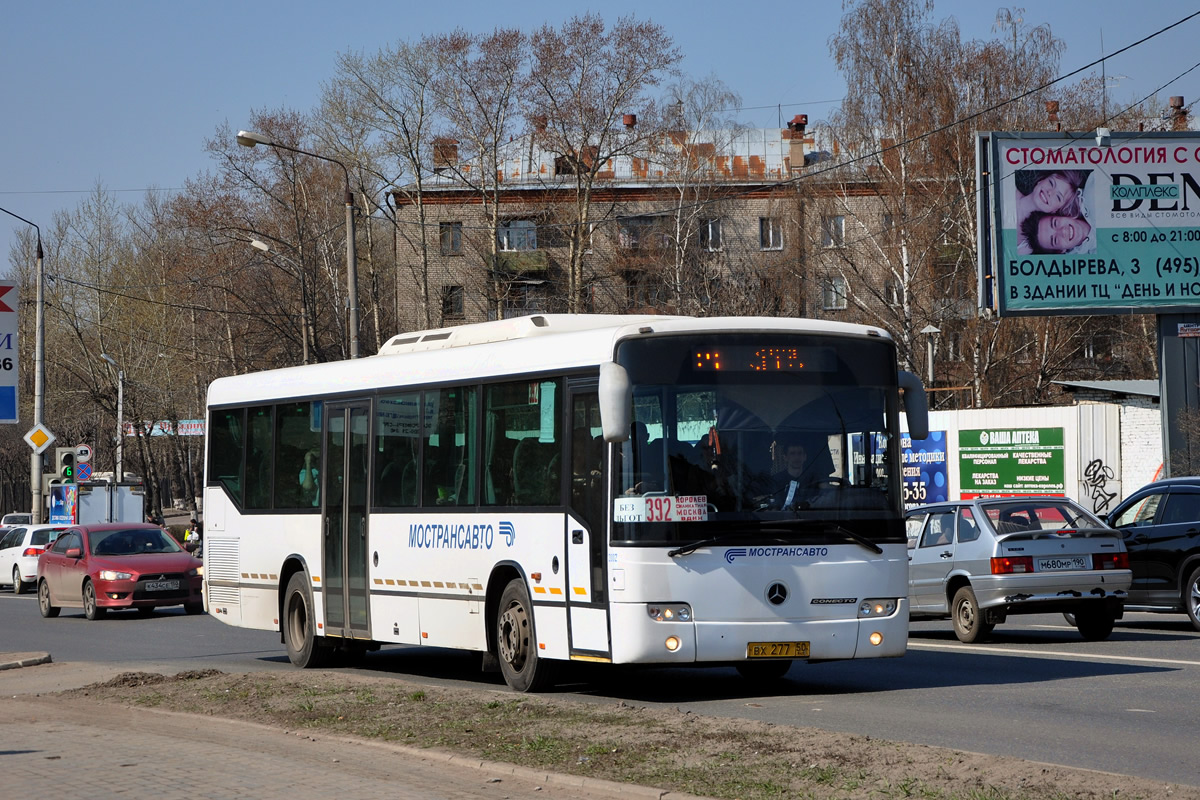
920,325,941,387
237,130,360,359
100,353,124,483
251,239,310,365
0,207,46,522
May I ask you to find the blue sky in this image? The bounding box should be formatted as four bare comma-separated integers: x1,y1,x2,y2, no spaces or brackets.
2,1,1199,268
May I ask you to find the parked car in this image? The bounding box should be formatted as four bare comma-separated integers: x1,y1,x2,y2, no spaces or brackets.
905,497,1131,642
2,513,31,526
1103,476,1200,630
0,525,68,593
36,523,203,619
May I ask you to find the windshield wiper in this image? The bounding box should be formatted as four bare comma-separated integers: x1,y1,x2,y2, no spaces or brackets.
821,522,883,554
667,532,787,558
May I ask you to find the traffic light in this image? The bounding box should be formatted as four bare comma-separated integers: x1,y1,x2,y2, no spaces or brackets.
56,448,76,484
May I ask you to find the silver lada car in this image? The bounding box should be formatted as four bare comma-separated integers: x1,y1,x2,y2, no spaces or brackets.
905,497,1131,642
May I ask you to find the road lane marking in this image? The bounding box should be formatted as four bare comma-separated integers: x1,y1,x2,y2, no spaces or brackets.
908,641,1200,668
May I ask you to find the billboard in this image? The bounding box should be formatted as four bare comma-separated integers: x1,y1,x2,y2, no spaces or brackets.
981,131,1200,316
958,427,1065,499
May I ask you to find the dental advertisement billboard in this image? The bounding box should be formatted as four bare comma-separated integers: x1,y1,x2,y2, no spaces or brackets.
980,131,1200,316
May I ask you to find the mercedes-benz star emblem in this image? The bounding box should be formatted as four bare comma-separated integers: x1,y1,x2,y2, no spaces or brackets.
766,582,788,605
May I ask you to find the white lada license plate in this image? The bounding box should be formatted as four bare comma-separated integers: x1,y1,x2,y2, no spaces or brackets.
1036,556,1089,571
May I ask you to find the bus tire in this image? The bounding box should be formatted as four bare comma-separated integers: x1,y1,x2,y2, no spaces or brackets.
496,578,556,692
284,572,330,668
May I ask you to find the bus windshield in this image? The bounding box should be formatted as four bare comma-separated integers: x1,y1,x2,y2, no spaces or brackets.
611,333,903,546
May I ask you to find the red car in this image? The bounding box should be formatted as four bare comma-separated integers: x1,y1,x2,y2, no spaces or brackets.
37,523,203,619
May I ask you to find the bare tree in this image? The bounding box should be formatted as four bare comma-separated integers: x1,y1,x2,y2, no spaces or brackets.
527,14,681,312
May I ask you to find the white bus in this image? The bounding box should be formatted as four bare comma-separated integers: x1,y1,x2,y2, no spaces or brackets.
203,314,927,691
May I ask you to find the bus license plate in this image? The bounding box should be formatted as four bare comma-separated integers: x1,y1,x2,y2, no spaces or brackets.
747,641,809,658
145,580,180,592
1036,556,1088,571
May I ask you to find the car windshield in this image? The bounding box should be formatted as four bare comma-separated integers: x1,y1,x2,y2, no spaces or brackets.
90,528,183,556
981,500,1102,534
610,333,904,547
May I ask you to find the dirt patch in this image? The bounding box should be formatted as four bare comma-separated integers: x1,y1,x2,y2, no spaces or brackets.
62,670,1195,800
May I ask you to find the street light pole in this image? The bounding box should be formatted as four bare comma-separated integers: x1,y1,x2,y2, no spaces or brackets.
100,353,124,482
250,239,309,365
920,324,941,390
0,207,46,522
237,130,360,359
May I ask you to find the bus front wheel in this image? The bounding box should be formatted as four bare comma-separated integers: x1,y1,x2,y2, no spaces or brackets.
496,578,556,692
284,572,330,668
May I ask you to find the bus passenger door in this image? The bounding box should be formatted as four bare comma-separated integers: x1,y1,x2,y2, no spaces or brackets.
567,384,610,656
322,401,372,641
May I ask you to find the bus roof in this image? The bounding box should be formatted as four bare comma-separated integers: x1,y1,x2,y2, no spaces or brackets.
207,314,893,407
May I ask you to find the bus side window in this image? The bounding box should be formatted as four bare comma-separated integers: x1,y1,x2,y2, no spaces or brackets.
274,402,321,510
423,387,477,506
375,392,420,508
208,408,245,505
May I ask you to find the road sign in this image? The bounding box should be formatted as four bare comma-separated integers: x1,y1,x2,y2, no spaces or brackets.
75,443,92,463
0,281,16,423
77,462,93,481
23,423,55,454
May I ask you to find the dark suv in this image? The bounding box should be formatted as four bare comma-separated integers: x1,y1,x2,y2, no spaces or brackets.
1105,477,1200,630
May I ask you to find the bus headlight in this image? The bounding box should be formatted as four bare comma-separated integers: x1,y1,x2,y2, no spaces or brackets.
647,603,692,622
858,598,898,618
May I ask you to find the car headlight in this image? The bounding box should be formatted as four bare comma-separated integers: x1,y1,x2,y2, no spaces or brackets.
858,598,898,618
647,603,692,622
99,570,133,581
188,567,202,577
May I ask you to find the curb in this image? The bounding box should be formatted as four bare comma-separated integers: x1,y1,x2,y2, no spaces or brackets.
0,652,52,671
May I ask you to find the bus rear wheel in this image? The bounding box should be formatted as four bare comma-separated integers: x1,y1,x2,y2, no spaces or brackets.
284,572,330,668
496,578,556,692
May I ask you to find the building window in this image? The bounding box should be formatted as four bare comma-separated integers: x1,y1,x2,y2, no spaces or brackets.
504,282,548,316
441,285,464,319
759,217,783,250
699,218,722,251
821,215,845,248
498,219,537,251
821,275,848,310
439,221,462,255
618,216,668,251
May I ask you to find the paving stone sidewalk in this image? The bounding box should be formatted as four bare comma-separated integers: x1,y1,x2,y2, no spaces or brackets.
0,654,707,800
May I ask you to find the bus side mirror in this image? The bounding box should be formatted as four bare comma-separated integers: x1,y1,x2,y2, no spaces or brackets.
898,370,928,440
599,361,631,443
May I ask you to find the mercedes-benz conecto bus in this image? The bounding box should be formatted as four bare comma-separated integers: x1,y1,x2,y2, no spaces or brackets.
203,314,928,691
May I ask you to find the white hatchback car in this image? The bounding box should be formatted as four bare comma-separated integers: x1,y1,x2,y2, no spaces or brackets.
0,525,69,594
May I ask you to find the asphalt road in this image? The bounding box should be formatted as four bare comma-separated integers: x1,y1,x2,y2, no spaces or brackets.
3,588,1197,788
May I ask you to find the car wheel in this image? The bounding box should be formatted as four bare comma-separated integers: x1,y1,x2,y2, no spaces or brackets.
184,602,204,615
1184,565,1200,633
38,579,59,618
1062,612,1076,627
951,585,993,643
496,578,557,692
284,572,330,668
12,566,25,595
735,659,792,682
83,581,106,620
1074,606,1116,641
